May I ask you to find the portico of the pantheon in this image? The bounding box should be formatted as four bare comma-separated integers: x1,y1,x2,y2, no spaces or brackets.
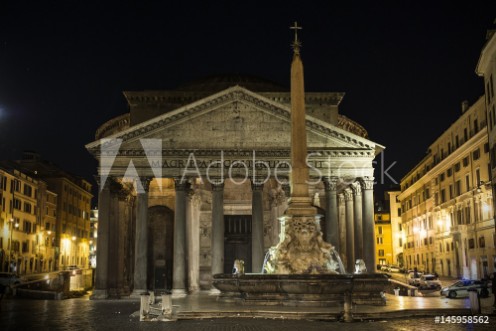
86,74,384,299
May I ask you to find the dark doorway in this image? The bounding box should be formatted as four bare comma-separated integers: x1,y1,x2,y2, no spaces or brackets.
148,205,174,291
224,215,252,273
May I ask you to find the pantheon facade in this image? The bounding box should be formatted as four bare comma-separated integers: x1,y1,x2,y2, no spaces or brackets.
86,74,384,298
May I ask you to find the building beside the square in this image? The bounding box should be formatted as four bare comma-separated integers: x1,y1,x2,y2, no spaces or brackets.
0,166,44,274
387,190,404,267
374,198,393,267
0,153,93,273
476,25,496,235
398,97,495,279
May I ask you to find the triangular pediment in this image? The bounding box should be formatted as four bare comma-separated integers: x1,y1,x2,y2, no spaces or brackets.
86,86,382,154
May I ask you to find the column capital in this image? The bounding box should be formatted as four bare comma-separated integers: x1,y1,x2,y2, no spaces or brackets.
95,175,112,190
211,182,224,191
359,176,374,190
139,177,152,193
251,179,264,191
338,193,345,204
344,188,354,201
323,176,339,192
174,178,190,191
350,181,362,195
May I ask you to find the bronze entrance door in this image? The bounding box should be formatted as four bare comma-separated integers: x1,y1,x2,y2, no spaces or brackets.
224,215,252,273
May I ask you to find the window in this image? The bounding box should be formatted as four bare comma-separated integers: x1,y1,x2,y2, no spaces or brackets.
447,168,452,177
454,163,461,172
479,236,485,248
23,184,32,197
378,249,385,257
378,226,383,235
441,190,446,203
23,221,32,234
455,180,461,196
465,206,471,224
463,157,469,167
23,202,32,213
399,238,403,247
449,185,453,199
465,175,470,192
474,119,479,133
468,238,475,249
13,198,21,210
440,173,445,182
473,148,480,160
398,208,401,216
476,168,481,185
377,237,383,244
484,143,489,153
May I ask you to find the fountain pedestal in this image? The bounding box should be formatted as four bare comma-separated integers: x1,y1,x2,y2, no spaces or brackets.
212,273,388,306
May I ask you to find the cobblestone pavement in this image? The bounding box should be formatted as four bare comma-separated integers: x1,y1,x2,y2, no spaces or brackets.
1,296,495,331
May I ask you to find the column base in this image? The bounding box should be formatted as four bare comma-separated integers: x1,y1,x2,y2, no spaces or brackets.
130,289,149,299
171,289,187,298
90,289,108,300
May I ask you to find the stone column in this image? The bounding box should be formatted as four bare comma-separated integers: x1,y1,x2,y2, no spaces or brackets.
107,184,120,295
211,182,225,277
338,193,346,263
323,177,339,247
131,178,151,297
173,179,188,296
92,178,110,299
344,188,355,273
251,181,264,273
187,193,201,292
351,181,363,261
360,177,376,273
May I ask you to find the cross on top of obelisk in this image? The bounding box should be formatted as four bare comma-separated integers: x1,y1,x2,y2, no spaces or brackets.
290,21,302,54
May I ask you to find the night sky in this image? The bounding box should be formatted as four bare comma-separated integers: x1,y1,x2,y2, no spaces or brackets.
1,1,496,203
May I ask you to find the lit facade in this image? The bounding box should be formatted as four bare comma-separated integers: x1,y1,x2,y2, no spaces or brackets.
476,27,496,237
374,202,393,266
398,97,495,279
388,190,404,267
0,168,44,274
10,153,93,271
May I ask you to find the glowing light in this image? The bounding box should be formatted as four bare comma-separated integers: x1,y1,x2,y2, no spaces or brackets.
71,236,76,241
413,227,419,234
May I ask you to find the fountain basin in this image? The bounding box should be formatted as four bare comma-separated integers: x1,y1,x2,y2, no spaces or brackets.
212,273,389,306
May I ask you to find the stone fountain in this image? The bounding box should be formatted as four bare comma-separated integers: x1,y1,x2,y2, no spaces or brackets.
212,23,388,307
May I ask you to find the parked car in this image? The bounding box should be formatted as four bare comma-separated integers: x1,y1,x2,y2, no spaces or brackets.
0,272,24,286
380,265,389,272
387,265,400,273
440,279,488,298
407,271,423,286
419,274,442,290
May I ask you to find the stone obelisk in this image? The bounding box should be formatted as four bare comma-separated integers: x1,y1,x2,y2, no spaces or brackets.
287,22,316,217
263,23,342,275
